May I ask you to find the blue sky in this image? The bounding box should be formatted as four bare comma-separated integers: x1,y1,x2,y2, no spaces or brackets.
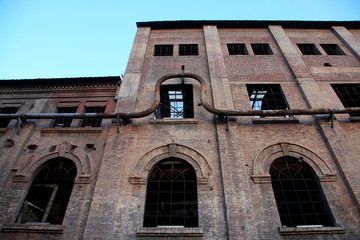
0,0,359,80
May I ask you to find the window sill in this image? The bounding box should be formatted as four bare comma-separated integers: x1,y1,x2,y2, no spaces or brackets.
136,227,203,237
278,226,345,235
0,128,8,134
349,116,360,122
252,117,299,124
1,223,63,234
150,118,198,124
41,127,103,133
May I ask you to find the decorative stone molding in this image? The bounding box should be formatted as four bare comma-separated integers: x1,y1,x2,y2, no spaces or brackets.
14,141,92,184
278,226,345,235
129,143,212,185
136,227,203,237
1,223,63,234
252,142,336,183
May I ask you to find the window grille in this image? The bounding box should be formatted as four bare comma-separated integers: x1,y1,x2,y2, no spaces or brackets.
251,44,273,55
52,107,77,127
227,43,247,55
16,158,76,224
320,44,345,55
0,107,18,128
155,85,194,119
297,44,320,55
332,84,360,117
270,157,334,227
154,45,173,56
81,106,105,127
143,158,198,227
179,44,198,56
247,84,289,117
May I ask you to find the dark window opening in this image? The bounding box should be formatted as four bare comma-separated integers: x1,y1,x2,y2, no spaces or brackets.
16,158,77,225
81,106,105,127
270,157,334,227
297,44,321,55
155,85,194,119
0,107,18,128
332,84,360,117
52,107,77,127
320,44,345,55
251,44,273,55
154,45,173,56
143,158,198,227
179,44,198,56
247,84,289,117
227,43,248,55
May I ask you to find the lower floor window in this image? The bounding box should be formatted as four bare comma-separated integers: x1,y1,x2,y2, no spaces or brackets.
143,158,198,227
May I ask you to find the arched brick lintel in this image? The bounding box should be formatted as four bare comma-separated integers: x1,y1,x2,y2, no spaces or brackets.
252,142,336,183
129,143,212,185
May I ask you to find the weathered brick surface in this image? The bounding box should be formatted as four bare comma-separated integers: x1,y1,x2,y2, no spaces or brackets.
1,21,360,240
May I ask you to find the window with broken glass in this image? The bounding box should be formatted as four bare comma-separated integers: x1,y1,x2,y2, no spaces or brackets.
332,84,360,117
155,85,194,119
227,43,248,55
143,159,198,227
16,158,76,225
251,43,273,55
179,44,198,56
81,106,105,127
270,157,334,227
52,107,77,127
247,84,289,117
320,44,345,55
0,107,18,128
154,45,173,56
297,44,321,55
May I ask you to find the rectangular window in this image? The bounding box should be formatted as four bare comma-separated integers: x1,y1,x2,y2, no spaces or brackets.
52,107,77,127
179,44,198,56
320,44,345,55
297,44,321,55
227,43,248,55
81,106,105,127
247,84,289,117
0,107,18,128
156,85,194,119
154,45,173,56
251,44,273,55
332,84,360,117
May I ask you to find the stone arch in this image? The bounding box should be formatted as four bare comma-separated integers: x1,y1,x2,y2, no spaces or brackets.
14,141,92,184
252,142,336,183
129,143,212,185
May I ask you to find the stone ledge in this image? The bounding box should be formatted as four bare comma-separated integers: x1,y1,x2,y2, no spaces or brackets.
1,223,63,234
41,127,103,134
279,226,345,235
150,119,198,124
136,227,203,237
252,117,299,124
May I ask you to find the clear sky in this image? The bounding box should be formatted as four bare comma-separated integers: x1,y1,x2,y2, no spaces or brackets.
0,0,359,80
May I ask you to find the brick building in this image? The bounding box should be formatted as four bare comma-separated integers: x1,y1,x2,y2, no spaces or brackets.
0,20,360,239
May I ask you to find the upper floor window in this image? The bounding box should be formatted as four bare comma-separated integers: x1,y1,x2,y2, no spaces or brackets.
16,158,76,224
143,159,198,227
270,157,334,227
0,107,18,128
154,45,173,56
251,44,273,55
52,107,77,127
155,85,194,119
247,84,289,117
81,106,105,127
179,44,198,56
320,44,345,55
332,84,360,117
297,44,321,55
227,43,248,55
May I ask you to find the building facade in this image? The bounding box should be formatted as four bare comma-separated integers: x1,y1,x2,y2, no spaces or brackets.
0,20,360,239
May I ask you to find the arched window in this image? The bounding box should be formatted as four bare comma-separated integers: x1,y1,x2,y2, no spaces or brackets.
16,158,77,224
143,158,198,227
270,157,334,227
